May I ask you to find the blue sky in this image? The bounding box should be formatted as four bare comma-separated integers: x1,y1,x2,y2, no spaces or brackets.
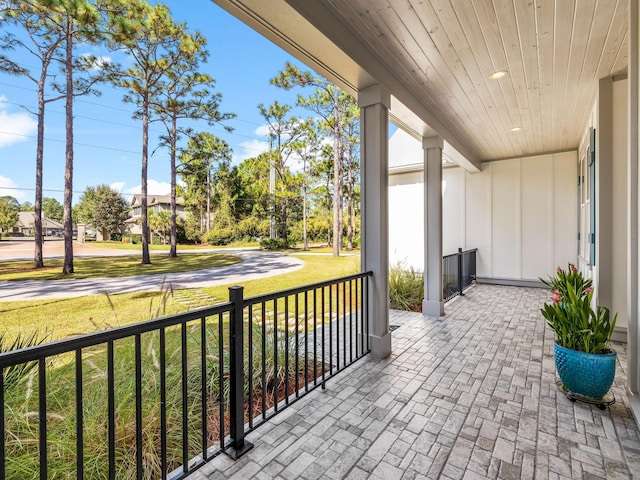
0,0,310,205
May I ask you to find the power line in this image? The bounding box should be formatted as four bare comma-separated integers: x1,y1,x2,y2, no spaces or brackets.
0,185,136,197
0,128,270,158
0,79,266,128
0,97,271,153
0,185,317,202
0,130,167,158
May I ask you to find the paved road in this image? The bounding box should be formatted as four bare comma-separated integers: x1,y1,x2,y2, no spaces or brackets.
0,238,260,261
0,242,304,302
0,238,133,260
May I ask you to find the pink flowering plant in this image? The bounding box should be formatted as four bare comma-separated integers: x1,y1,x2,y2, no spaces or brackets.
541,263,592,303
540,264,616,354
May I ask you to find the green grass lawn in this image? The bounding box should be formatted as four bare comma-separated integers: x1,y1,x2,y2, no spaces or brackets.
0,252,241,281
0,254,360,342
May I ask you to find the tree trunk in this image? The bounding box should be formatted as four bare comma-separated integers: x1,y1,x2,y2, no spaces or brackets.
62,21,74,274
346,161,353,251
141,96,151,265
326,179,332,247
206,163,211,232
169,115,177,258
281,198,288,241
332,87,342,257
337,157,344,251
34,73,46,268
303,158,308,251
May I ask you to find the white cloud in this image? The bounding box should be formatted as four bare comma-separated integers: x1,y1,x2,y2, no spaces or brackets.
233,139,269,163
0,99,37,148
110,181,126,193
0,176,25,200
125,179,171,196
254,124,271,137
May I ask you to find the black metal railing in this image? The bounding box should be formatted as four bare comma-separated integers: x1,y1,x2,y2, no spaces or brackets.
0,271,372,480
443,248,477,302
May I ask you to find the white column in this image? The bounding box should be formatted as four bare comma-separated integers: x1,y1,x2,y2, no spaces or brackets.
423,136,445,316
628,0,640,422
359,84,391,359
598,77,613,311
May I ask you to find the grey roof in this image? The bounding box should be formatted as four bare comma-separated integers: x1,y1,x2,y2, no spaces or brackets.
17,212,63,229
130,194,184,207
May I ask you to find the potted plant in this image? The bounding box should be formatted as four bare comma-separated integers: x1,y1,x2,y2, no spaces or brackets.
540,263,617,401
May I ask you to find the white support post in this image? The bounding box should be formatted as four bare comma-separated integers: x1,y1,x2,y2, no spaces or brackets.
628,0,640,423
359,84,391,359
423,136,445,317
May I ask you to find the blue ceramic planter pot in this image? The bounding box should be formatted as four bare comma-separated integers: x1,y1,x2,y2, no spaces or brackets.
554,343,616,399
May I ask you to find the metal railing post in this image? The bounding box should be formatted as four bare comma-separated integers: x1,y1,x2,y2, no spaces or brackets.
457,248,464,296
225,286,253,459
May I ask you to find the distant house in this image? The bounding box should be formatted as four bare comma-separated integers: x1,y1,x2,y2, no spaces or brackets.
13,212,63,236
125,194,186,235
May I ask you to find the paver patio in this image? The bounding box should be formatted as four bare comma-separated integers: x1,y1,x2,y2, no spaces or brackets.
194,284,640,479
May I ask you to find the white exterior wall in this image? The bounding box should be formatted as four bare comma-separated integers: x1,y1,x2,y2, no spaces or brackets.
388,151,578,282
389,171,424,270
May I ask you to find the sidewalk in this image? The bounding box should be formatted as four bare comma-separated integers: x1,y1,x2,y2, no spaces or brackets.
0,251,304,302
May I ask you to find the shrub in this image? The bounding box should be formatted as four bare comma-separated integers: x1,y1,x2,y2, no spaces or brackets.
3,320,312,478
203,226,237,246
237,217,269,241
175,218,194,244
110,232,123,242
389,263,424,311
260,237,294,250
123,233,142,244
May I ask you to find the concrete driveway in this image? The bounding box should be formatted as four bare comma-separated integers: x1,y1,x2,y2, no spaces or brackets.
0,240,304,302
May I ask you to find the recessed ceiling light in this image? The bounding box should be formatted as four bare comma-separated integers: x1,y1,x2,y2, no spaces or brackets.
511,127,522,132
490,69,508,79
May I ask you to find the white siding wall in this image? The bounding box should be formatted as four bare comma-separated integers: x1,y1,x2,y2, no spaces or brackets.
389,171,424,270
388,151,578,282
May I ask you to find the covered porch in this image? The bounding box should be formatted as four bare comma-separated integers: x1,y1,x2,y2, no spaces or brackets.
211,0,640,428
197,284,640,479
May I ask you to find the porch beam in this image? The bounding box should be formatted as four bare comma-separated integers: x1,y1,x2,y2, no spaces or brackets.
359,84,391,359
423,136,445,316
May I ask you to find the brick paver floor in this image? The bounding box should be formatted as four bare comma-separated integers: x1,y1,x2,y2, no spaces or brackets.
196,284,640,479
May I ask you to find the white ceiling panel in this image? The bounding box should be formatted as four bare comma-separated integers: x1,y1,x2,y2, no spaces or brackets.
213,0,628,162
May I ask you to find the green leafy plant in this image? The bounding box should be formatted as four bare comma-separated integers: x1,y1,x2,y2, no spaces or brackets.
540,271,616,354
0,331,49,390
260,237,294,250
389,263,424,311
541,262,593,303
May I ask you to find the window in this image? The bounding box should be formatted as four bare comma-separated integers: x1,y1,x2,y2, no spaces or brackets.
578,128,596,266
589,128,596,265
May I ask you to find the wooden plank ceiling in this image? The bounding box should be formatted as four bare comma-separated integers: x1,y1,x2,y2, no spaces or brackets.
213,0,628,162
316,0,628,161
